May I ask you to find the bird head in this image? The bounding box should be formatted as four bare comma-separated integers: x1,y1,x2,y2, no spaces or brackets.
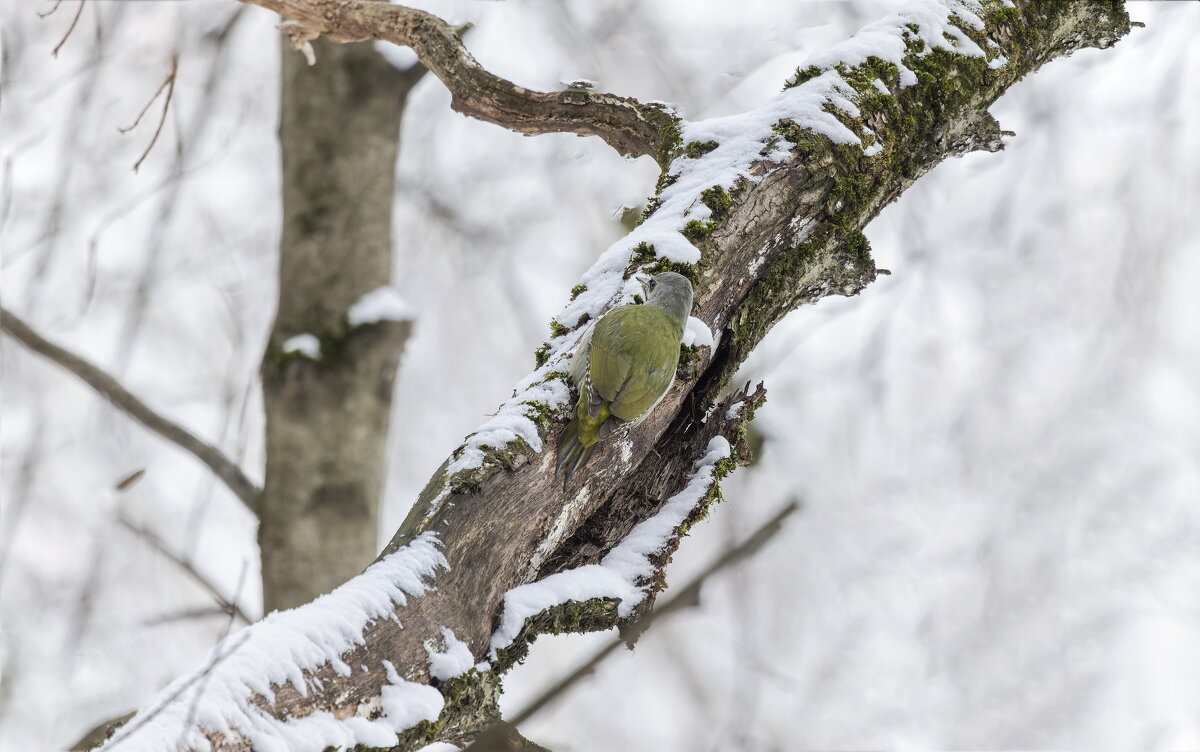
645,271,694,324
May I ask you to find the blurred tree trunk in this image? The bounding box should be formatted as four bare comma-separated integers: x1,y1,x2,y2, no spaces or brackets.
260,37,421,611
71,31,427,751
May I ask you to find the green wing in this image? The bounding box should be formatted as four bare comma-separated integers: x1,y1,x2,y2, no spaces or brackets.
558,304,682,490
588,304,681,422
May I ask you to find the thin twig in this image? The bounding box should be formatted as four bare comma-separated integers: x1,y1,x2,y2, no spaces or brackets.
38,0,65,18
115,468,147,491
84,553,251,750
0,306,262,513
69,711,137,752
118,516,254,626
142,606,234,628
119,56,178,173
509,501,800,725
118,64,175,135
50,0,87,58
101,630,251,751
179,560,250,748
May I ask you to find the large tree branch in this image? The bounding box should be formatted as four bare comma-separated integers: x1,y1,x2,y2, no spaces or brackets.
102,2,1130,750
248,0,678,164
1,306,262,513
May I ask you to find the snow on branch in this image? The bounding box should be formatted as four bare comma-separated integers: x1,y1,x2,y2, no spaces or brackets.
100,535,448,751
240,0,678,163
490,432,737,655
508,499,801,726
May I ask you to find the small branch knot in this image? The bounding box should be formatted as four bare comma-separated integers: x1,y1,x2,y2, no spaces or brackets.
558,89,591,106
278,20,319,65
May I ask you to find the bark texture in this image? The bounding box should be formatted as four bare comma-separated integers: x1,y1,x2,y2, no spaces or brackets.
119,1,1131,748
260,37,421,611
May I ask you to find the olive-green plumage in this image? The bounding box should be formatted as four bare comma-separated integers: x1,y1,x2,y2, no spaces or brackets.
557,272,694,490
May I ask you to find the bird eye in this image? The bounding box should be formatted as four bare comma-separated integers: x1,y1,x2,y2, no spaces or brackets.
648,279,657,291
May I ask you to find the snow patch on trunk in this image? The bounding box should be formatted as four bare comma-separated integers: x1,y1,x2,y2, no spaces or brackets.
347,285,414,327
282,333,321,359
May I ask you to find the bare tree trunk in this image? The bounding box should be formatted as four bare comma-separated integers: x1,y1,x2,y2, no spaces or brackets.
260,37,421,611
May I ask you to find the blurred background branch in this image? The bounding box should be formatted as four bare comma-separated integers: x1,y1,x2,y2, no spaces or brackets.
117,515,253,626
0,306,262,511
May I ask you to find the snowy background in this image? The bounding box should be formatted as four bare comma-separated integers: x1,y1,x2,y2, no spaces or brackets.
2,0,1199,749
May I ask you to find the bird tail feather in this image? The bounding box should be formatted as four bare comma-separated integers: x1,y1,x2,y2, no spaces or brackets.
556,418,597,491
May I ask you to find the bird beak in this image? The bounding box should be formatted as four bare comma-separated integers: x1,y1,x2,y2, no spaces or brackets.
638,276,651,299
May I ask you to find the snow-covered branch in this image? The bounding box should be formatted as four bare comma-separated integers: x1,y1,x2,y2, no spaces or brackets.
102,1,1130,749
508,500,800,726
246,0,678,163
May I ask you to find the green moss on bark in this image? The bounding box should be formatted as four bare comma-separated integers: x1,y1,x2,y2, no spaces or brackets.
699,185,732,219
681,219,716,243
784,64,823,88
492,599,620,672
632,241,657,264
683,140,719,159
626,240,701,286
448,436,536,492
675,343,703,381
647,258,700,286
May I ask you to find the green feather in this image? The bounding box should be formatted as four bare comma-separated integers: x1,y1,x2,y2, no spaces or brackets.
589,305,681,421
557,274,691,491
